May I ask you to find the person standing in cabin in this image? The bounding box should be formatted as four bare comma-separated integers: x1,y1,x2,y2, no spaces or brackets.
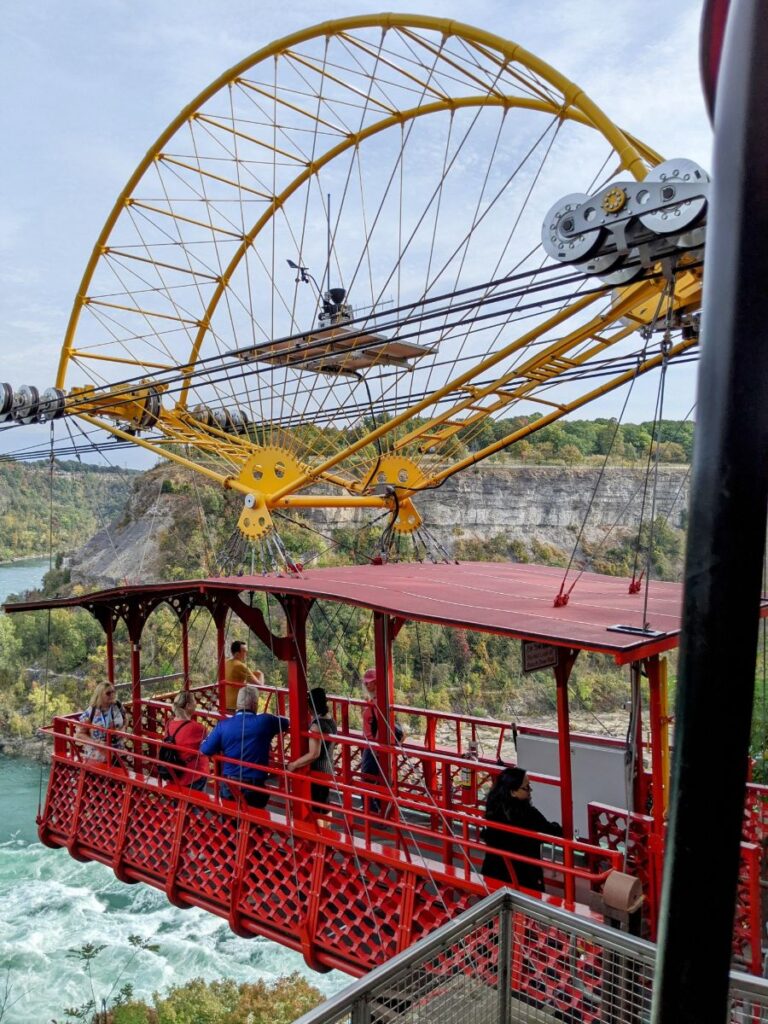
360,667,385,814
75,681,125,763
481,766,563,892
287,686,339,813
223,640,264,713
201,684,288,809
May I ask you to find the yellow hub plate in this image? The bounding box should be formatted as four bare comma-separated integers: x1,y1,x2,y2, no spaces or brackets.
236,447,306,539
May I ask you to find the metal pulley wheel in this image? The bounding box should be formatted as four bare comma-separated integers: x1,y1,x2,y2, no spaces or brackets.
599,259,646,286
190,404,215,427
38,387,66,422
637,158,710,235
676,226,707,251
227,410,249,434
12,385,40,424
0,383,13,422
541,192,604,263
578,249,626,276
136,388,161,429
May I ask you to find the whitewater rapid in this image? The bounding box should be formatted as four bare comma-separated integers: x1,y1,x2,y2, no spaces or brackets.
0,758,345,1024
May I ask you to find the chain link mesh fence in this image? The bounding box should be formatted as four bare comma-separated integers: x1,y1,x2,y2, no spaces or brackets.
294,889,768,1024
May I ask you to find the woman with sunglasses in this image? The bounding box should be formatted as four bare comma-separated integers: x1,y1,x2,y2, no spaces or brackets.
481,766,562,892
75,681,125,763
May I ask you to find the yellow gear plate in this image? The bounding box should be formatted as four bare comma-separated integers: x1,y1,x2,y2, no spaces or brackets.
602,186,627,214
364,455,424,533
365,454,425,492
235,446,306,539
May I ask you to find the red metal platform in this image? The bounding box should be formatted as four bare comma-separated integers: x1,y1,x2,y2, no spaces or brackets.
7,561,768,995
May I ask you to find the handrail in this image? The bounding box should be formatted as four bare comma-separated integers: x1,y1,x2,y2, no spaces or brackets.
209,680,632,756
52,700,560,788
49,712,621,893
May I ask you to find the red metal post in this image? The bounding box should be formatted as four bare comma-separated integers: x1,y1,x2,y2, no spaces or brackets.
130,640,142,738
423,717,438,821
124,604,146,742
181,609,190,689
646,656,666,836
215,605,227,715
373,611,394,792
631,663,645,812
646,655,666,938
286,597,311,821
554,650,577,906
105,617,115,685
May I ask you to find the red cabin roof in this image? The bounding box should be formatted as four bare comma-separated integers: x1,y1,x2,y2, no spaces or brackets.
3,560,732,663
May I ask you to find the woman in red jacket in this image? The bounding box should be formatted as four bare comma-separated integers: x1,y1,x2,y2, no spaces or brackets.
162,690,208,790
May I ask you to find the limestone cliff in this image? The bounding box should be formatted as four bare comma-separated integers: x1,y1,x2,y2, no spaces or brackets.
68,461,689,588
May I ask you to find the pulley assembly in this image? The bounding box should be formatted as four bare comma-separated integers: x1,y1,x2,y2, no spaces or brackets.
0,384,67,424
541,158,709,284
0,380,162,432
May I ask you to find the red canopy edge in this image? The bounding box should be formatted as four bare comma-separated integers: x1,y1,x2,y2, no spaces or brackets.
6,561,768,664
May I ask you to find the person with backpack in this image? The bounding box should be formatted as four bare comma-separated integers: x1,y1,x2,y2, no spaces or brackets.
75,681,126,763
158,690,208,790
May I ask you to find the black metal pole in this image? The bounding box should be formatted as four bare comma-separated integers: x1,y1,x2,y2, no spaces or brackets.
652,2,768,1021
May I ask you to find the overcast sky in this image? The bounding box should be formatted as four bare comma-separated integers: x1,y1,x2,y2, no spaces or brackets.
0,0,711,468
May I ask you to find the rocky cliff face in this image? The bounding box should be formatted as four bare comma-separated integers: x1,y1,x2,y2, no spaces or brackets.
67,462,689,588
396,464,687,549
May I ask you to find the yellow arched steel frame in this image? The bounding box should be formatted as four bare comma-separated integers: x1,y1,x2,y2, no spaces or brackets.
56,13,661,387
177,93,661,410
53,13,698,536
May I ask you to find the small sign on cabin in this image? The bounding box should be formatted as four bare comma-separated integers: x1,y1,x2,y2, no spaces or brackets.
521,640,559,673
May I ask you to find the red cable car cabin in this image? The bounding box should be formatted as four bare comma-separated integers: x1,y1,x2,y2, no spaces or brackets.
7,561,768,988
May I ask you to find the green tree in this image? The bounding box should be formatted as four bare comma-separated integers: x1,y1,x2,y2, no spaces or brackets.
0,617,21,679
125,973,323,1024
56,936,160,1024
594,420,624,458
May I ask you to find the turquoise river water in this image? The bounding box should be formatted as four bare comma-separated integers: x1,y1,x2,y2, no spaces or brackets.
0,562,345,1023
0,557,51,604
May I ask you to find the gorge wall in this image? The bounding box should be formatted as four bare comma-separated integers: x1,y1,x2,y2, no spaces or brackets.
68,462,689,587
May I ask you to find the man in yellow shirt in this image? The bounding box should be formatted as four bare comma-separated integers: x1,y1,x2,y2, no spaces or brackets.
224,640,263,713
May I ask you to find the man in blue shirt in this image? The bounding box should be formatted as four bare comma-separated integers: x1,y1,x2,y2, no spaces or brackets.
201,684,288,808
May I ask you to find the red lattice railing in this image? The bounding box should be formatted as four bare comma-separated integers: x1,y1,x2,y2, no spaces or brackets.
40,729,620,979
588,801,764,975
734,842,762,975
511,915,608,1023
587,802,656,937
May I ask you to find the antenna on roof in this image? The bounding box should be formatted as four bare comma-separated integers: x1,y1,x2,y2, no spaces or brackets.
326,192,332,297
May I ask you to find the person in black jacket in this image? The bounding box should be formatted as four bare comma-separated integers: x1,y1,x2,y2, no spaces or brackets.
481,766,563,892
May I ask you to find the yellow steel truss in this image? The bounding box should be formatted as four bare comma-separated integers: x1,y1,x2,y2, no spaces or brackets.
51,14,698,535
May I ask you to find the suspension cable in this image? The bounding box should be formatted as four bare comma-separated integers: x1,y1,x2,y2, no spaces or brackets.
37,421,56,813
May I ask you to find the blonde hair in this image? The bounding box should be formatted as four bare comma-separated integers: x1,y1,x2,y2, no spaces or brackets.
88,681,116,709
172,690,196,716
